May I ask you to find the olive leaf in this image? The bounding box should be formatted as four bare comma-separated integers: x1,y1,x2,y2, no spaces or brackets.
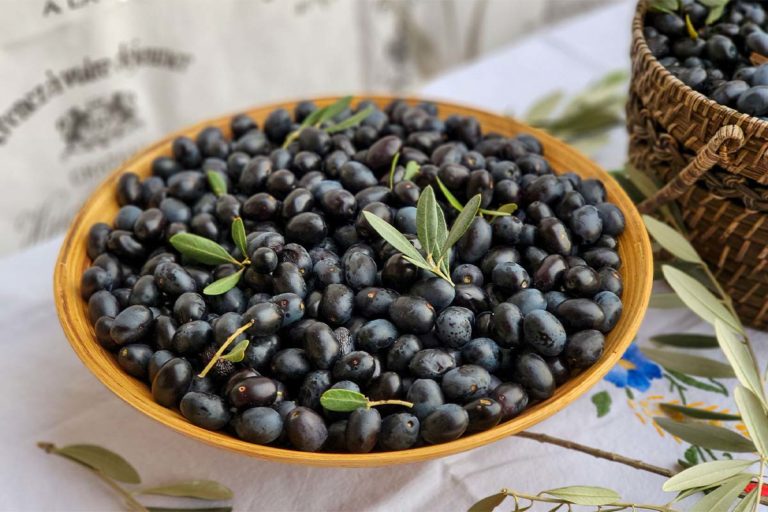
524,90,564,124
660,403,740,421
55,444,141,484
643,215,701,263
715,319,764,403
662,265,742,332
362,211,429,267
220,339,249,363
326,105,375,134
648,292,686,309
468,492,507,512
648,0,679,13
203,269,244,296
320,389,369,412
663,458,757,492
540,486,621,506
315,96,352,126
654,417,756,452
416,186,447,261
435,176,465,212
641,347,735,378
140,480,234,500
650,333,719,349
441,194,482,257
700,0,730,24
403,160,421,181
690,473,754,512
733,486,759,512
231,217,248,258
388,152,401,190
734,385,768,457
206,171,227,197
170,233,239,266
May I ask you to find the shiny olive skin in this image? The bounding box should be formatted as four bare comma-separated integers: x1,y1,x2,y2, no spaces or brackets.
298,370,332,410
285,212,327,246
480,246,520,279
81,266,114,300
228,376,278,409
304,322,341,370
557,298,606,330
508,288,547,316
421,404,469,444
452,264,484,287
271,348,311,381
523,310,567,356
532,255,567,292
243,302,284,336
386,335,423,373
379,413,420,450
569,205,602,244
457,217,492,263
464,397,503,433
154,262,197,296
441,364,491,403
172,320,213,354
452,284,488,314
491,382,529,420
407,378,445,421
236,406,284,444
594,291,623,332
243,335,280,371
410,277,456,312
318,284,355,325
357,319,399,352
368,371,403,402
537,217,572,255
563,265,600,297
355,287,399,318
409,349,456,378
88,291,119,324
435,306,475,348
148,350,175,383
343,251,377,291
110,305,154,345
173,292,206,323
491,302,523,348
332,351,377,383
117,344,153,379
388,295,436,334
152,357,193,408
598,267,623,296
564,329,605,369
346,408,381,453
180,392,231,431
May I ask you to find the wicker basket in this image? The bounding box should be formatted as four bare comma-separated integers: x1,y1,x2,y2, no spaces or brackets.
628,0,768,329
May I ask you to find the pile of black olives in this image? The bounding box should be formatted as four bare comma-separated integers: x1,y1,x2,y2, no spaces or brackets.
645,0,768,117
81,97,625,453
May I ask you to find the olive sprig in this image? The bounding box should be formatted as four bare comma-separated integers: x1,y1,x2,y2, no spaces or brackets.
320,388,413,412
198,319,255,378
387,152,421,190
282,96,375,149
363,185,481,287
435,176,517,217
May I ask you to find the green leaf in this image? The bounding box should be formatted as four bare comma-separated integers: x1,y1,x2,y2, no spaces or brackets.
668,370,728,395
388,152,401,190
715,320,764,402
569,132,611,156
435,176,464,212
141,480,234,500
315,96,352,126
362,211,429,266
660,403,741,421
403,161,421,181
733,486,759,512
641,347,735,378
55,444,141,484
203,269,243,296
441,194,482,257
416,186,442,260
591,391,612,418
231,217,247,258
497,203,518,214
648,0,680,14
650,333,719,349
206,171,227,197
325,105,374,134
170,233,238,266
662,265,741,332
655,417,756,452
734,385,768,457
402,255,436,273
541,486,621,506
700,0,729,24
625,163,660,201
648,292,686,309
146,508,232,512
524,90,564,123
320,389,369,412
690,473,754,512
663,458,757,492
220,339,249,363
643,215,701,263
468,492,507,512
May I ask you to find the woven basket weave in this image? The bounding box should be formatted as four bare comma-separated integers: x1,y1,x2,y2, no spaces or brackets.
628,0,768,329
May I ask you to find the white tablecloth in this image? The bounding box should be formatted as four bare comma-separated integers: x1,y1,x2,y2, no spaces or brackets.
2,3,763,511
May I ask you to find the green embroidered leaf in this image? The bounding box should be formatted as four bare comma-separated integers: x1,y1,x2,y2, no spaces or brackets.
435,176,464,212
668,370,728,395
141,480,234,500
715,320,764,403
320,389,368,412
662,265,741,332
541,486,621,506
684,446,699,466
524,90,564,123
388,152,401,190
660,403,740,421
55,444,141,484
591,391,612,418
643,215,701,263
231,217,247,258
734,385,768,457
203,269,243,296
648,292,686,309
325,105,375,134
170,233,238,266
403,160,421,181
690,473,754,512
441,194,482,257
467,493,507,512
362,211,428,267
663,458,757,492
641,347,735,378
206,171,227,197
220,339,249,363
650,333,719,349
655,417,756,452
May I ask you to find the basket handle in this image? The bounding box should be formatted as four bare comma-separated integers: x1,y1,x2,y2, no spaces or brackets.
637,125,746,213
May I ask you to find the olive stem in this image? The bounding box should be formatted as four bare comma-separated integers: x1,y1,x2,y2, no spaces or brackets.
198,319,255,378
498,488,678,512
367,399,414,409
37,442,148,512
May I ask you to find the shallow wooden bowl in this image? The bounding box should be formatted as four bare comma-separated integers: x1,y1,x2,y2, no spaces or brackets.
54,96,653,467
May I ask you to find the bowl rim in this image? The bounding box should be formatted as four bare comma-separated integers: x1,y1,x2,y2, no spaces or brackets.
54,94,653,467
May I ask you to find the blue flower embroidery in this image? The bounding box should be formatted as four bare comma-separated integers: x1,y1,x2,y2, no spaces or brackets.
605,343,662,392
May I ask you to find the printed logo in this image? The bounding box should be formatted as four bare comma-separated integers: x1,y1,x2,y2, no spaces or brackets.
56,90,141,155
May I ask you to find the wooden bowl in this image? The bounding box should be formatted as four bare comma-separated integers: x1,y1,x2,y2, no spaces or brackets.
54,96,653,467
